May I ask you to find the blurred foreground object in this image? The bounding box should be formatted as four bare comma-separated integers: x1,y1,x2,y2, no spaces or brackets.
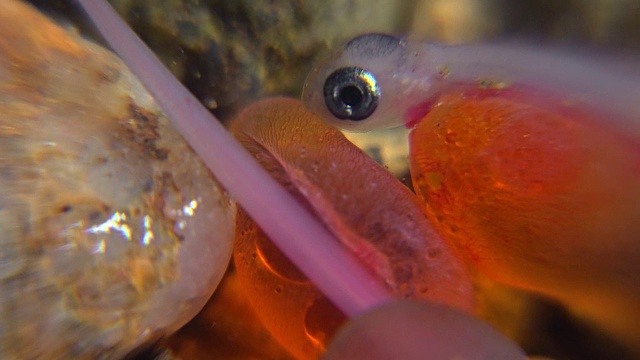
324,301,526,360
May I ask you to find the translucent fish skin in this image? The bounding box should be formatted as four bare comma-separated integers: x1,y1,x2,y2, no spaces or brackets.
0,2,235,358
228,98,474,359
303,34,640,135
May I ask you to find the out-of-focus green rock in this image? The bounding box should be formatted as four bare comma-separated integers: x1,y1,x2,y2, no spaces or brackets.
28,0,640,120
106,0,414,119
102,0,640,119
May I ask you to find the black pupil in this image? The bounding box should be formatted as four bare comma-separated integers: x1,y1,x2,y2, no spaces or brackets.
339,85,363,107
323,66,379,121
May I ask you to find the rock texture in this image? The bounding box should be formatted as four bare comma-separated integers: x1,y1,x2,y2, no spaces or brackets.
0,2,235,358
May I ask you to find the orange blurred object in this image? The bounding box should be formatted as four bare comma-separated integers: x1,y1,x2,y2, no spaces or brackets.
233,209,346,359
409,87,640,346
228,98,474,359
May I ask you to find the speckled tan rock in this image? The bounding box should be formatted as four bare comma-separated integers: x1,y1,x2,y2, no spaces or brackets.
0,1,235,358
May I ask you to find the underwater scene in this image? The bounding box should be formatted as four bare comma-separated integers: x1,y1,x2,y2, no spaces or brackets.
2,1,640,359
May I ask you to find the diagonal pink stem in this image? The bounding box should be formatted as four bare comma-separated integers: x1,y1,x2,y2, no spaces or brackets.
75,0,392,317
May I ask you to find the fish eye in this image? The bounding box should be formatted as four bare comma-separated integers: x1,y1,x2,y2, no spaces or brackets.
323,66,380,121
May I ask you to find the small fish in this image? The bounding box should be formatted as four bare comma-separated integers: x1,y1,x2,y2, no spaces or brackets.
303,33,640,352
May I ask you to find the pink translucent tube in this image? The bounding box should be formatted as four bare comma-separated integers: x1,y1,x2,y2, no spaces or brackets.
75,0,392,317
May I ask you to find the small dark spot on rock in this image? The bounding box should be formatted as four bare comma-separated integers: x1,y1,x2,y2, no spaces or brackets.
89,211,103,222
154,148,169,160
